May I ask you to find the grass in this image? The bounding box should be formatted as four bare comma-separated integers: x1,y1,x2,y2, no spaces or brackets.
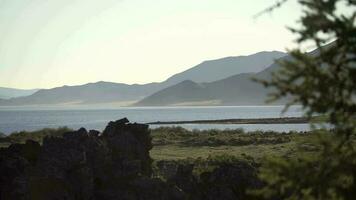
0,125,329,180
151,127,295,146
0,125,322,163
149,127,327,179
149,126,318,161
0,127,72,145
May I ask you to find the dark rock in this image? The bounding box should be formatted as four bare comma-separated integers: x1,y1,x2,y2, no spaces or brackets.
102,118,130,137
0,140,40,199
0,118,263,200
166,161,262,200
168,164,198,196
197,163,262,200
155,160,180,179
0,118,185,200
89,130,100,137
129,177,187,200
34,128,100,199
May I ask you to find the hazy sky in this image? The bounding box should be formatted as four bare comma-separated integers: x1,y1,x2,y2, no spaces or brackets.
0,0,305,89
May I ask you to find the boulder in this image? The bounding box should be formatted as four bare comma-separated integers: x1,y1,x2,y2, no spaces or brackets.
0,119,185,200
197,163,262,200
0,140,40,199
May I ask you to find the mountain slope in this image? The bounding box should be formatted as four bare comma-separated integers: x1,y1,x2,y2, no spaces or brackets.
0,87,38,99
164,51,286,85
0,82,164,106
134,73,265,106
0,51,286,106
135,55,291,106
137,43,328,106
142,46,323,106
134,80,214,106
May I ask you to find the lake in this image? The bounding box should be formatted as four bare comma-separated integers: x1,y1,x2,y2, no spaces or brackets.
0,106,310,134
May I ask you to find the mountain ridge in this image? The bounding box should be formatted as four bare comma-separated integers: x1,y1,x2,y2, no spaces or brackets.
0,51,286,106
0,87,39,99
135,55,292,106
164,51,286,84
136,42,326,106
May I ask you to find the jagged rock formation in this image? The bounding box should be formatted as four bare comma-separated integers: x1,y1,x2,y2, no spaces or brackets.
197,163,262,200
0,118,263,200
0,118,184,200
165,161,263,200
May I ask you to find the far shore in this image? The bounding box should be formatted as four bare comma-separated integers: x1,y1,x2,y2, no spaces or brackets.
147,117,310,125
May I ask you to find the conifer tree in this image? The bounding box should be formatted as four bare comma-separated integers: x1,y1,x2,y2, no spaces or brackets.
255,0,356,199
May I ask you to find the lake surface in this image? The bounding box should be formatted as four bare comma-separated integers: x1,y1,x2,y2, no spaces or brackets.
0,106,310,134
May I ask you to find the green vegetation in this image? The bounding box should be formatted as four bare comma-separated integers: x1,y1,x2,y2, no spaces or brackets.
0,127,72,146
151,126,295,146
150,126,317,162
153,154,259,180
2,125,350,162
254,0,356,199
1,124,355,199
0,132,5,138
0,126,325,183
0,126,320,163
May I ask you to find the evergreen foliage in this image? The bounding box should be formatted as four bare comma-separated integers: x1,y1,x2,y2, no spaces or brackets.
255,0,356,199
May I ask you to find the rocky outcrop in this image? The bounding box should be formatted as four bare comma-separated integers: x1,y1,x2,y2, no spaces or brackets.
0,140,41,199
0,118,185,200
0,118,263,200
167,162,262,200
197,163,262,200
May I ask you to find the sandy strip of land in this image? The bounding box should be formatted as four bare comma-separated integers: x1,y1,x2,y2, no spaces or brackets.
147,117,309,125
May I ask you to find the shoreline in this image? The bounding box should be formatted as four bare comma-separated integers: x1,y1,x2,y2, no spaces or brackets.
147,117,309,125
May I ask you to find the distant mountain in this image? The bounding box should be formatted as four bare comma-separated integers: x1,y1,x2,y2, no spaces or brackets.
135,55,293,106
0,51,286,106
164,51,286,85
136,80,214,106
137,42,331,106
0,87,39,99
0,81,164,106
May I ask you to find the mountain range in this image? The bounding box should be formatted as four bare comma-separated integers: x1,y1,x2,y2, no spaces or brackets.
0,51,286,106
163,51,285,84
0,87,39,99
135,59,286,106
138,43,330,106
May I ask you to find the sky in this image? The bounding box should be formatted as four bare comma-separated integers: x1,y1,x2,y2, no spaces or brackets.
0,0,306,89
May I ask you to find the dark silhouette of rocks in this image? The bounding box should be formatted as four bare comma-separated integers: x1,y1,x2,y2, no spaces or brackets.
0,118,263,200
197,163,262,200
0,118,184,200
166,162,262,200
168,164,199,197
